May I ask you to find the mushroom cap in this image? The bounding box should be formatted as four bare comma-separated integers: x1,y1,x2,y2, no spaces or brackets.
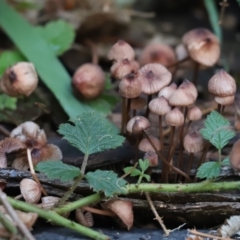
148,96,171,116
214,95,235,106
158,82,177,100
208,69,236,97
72,63,105,100
187,105,202,121
183,131,204,153
165,107,184,126
230,139,240,170
182,28,220,67
126,116,150,134
119,73,142,98
108,40,135,61
144,151,158,167
110,59,139,80
138,136,161,152
169,80,197,107
138,63,172,95
139,43,176,71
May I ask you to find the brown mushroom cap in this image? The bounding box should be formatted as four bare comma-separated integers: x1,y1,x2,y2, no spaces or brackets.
148,96,171,116
108,40,135,61
214,95,235,106
126,116,150,134
138,63,172,95
187,105,202,121
182,28,220,67
139,43,176,70
169,80,197,107
183,131,204,153
144,151,158,167
230,139,240,170
158,82,177,100
110,59,139,80
208,69,236,97
128,96,147,110
138,136,161,152
119,73,142,98
165,107,184,126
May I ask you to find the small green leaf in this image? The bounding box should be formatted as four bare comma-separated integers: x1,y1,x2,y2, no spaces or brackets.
143,174,150,182
139,159,149,172
58,111,125,155
36,20,75,56
200,111,235,149
85,170,127,197
196,161,221,179
35,160,80,182
0,94,17,110
104,74,114,90
123,166,142,177
0,50,25,76
222,157,230,166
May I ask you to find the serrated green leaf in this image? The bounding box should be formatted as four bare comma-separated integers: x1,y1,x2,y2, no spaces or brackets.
143,174,150,182
200,111,235,149
85,170,127,197
123,166,142,177
58,111,125,155
222,157,230,166
139,159,149,172
196,161,221,179
0,94,17,110
36,20,75,56
35,160,80,182
0,50,25,76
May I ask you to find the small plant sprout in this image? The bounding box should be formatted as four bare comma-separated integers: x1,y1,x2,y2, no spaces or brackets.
138,63,172,118
208,69,236,114
0,62,38,97
72,63,105,100
197,111,235,179
36,111,125,206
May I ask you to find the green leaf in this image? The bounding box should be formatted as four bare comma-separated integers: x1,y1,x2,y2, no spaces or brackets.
36,20,75,56
0,50,25,76
139,159,149,172
143,174,150,182
85,170,127,197
196,161,221,179
123,166,142,177
104,74,114,90
58,111,125,155
35,160,80,182
0,94,17,110
222,157,230,166
200,111,235,150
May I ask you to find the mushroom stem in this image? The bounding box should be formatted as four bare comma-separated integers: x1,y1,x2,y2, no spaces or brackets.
82,206,116,217
142,130,191,181
186,153,194,181
85,40,99,65
159,115,163,150
145,94,153,118
166,56,190,69
126,98,132,123
26,148,47,196
132,109,137,117
192,61,200,86
134,135,141,163
121,97,127,134
217,103,221,113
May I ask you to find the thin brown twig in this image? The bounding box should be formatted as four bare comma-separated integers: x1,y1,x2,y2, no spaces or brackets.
0,189,35,240
26,148,47,196
145,192,170,236
188,228,233,240
0,125,10,137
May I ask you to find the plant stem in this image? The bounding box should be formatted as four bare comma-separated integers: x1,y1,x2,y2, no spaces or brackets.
6,197,110,240
127,180,240,193
218,148,222,163
55,193,104,215
57,154,89,206
0,211,18,235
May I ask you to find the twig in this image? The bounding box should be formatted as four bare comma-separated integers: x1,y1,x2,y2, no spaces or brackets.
188,228,233,240
145,192,170,236
26,149,47,196
219,0,229,25
170,223,186,233
0,125,10,137
0,189,35,240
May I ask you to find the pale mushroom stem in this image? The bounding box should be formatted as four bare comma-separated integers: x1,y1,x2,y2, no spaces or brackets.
145,94,153,118
26,148,47,196
192,61,200,86
142,130,191,181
